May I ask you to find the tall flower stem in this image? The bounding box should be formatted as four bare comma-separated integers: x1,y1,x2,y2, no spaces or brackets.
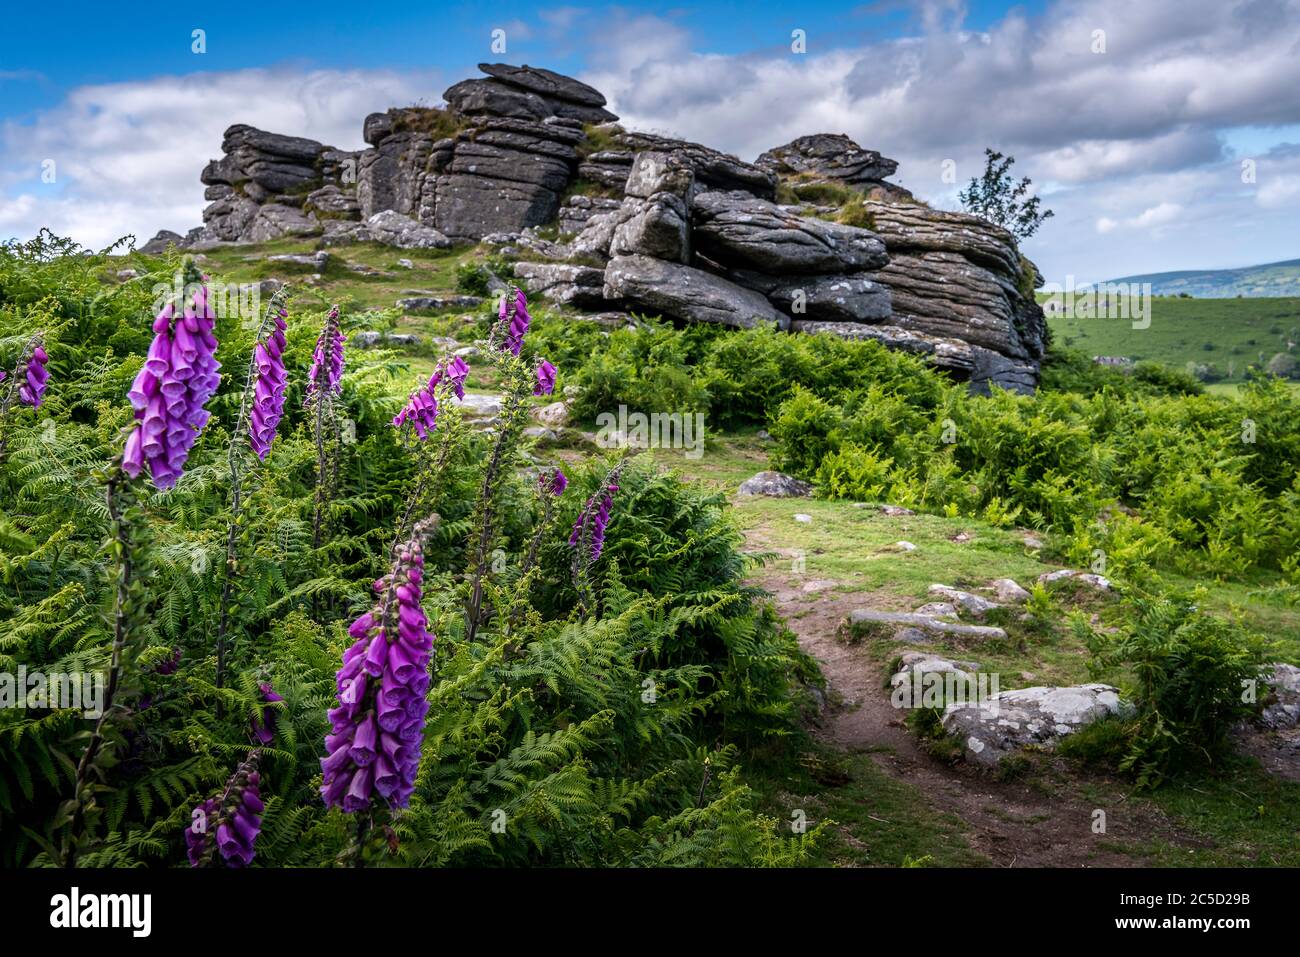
215,288,289,707
464,366,532,643
306,306,345,616
570,452,636,620
64,466,136,866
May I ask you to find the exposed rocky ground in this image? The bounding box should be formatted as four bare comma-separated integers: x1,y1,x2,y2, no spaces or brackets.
145,62,1048,393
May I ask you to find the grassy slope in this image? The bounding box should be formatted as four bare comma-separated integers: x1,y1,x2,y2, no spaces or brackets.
1045,294,1300,383
1104,259,1300,298
129,238,1300,866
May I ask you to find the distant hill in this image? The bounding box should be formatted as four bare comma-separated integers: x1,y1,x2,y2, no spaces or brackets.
1099,258,1300,298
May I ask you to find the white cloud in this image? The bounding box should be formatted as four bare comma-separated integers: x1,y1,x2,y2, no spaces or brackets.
0,66,437,248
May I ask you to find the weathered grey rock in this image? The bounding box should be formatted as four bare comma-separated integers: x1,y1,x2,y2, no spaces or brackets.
890,652,980,690
534,400,571,428
1037,569,1112,592
729,270,891,323
612,129,777,199
244,204,322,242
558,195,623,235
839,608,1008,642
357,129,436,221
456,392,504,418
757,133,914,201
397,295,483,311
943,684,1133,766
737,471,812,497
432,173,561,240
1261,664,1300,730
568,211,619,262
691,190,888,275
445,65,617,125
305,185,360,217
267,251,330,268
603,255,786,329
991,578,1031,603
878,504,916,516
365,210,451,249
513,261,606,307
318,220,373,245
928,584,1001,618
914,602,958,617
477,63,610,109
791,318,974,369
141,230,185,254
608,152,694,263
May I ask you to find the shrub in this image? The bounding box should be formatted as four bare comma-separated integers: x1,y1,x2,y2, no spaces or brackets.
1079,585,1271,788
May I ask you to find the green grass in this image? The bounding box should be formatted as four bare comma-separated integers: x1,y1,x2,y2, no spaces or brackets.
1046,294,1300,383
748,746,988,867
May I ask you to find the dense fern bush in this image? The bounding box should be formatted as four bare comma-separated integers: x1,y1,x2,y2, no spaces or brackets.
0,234,820,867
541,310,1297,582
1074,583,1272,788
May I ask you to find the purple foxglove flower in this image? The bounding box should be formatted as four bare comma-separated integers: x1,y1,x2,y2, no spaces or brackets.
248,309,289,460
185,797,219,867
121,284,222,489
445,356,469,400
569,483,619,562
18,344,49,408
538,468,567,497
393,384,439,440
305,305,346,405
393,355,471,441
534,359,557,396
214,768,263,868
187,755,263,868
322,523,435,813
153,646,182,675
250,682,283,745
497,288,532,356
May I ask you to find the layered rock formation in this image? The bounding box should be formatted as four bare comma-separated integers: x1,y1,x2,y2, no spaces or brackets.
151,62,1049,392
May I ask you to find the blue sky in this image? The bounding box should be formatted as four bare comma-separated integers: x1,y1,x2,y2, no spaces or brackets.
2,0,1298,283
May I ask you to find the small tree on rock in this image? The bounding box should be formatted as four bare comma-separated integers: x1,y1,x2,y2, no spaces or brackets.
960,148,1054,240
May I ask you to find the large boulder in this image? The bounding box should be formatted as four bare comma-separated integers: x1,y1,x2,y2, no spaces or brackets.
943,684,1132,766
444,63,617,125
603,255,786,329
613,130,776,199
243,203,321,243
609,152,694,263
365,210,452,249
513,261,607,307
691,190,888,275
756,133,914,202
729,270,891,323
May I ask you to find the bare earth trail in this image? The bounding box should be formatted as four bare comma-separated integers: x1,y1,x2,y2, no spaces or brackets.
749,563,1193,867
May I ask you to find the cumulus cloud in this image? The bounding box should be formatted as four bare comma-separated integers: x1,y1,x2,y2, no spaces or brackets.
0,66,438,248
578,0,1300,280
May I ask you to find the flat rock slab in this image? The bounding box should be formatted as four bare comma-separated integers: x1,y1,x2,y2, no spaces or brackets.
840,608,1007,642
397,295,483,311
603,254,786,329
1038,569,1112,592
928,584,1000,618
943,684,1133,766
457,393,503,417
